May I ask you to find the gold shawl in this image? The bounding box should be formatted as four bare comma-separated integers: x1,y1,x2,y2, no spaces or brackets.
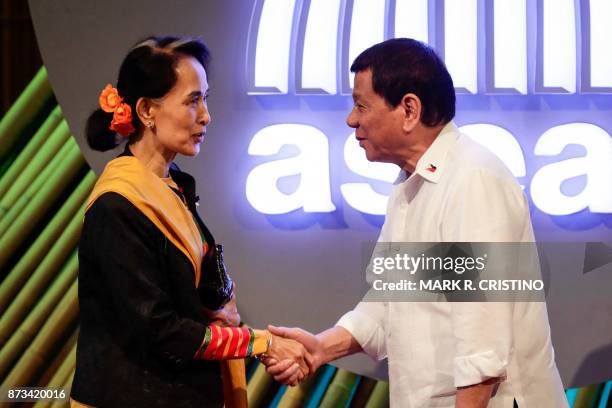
86,156,203,287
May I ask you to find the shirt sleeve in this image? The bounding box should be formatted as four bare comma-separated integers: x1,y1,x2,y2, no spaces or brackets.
83,193,267,364
336,301,387,361
443,168,531,387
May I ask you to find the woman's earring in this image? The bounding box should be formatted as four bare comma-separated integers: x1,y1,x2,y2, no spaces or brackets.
147,121,154,128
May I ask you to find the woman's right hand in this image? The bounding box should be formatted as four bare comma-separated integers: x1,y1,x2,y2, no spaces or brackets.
263,335,312,385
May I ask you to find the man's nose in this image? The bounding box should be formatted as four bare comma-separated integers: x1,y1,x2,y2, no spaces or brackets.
346,110,358,128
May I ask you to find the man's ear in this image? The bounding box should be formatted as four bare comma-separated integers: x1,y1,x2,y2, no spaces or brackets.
135,97,156,127
400,93,421,133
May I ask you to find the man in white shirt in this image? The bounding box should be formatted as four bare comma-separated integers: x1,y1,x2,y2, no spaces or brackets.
264,38,568,407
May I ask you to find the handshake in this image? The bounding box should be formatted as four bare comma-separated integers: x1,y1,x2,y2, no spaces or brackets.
259,325,324,386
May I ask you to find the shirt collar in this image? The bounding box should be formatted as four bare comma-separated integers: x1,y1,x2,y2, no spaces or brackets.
413,121,459,183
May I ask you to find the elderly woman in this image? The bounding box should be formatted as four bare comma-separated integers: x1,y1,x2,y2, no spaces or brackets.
71,36,309,408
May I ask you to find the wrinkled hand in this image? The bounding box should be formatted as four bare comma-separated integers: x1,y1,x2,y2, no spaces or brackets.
262,325,323,386
261,334,312,386
204,288,240,327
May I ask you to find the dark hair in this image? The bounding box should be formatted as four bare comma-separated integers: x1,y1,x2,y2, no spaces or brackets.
87,36,210,151
350,38,455,127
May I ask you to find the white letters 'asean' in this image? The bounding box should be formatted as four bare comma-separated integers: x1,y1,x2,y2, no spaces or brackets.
245,123,612,216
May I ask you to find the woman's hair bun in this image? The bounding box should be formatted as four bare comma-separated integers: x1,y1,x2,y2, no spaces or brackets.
86,108,118,152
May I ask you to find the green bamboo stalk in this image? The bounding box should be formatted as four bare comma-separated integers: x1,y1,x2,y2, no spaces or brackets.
0,140,84,266
36,328,78,388
32,342,76,408
364,381,389,408
31,334,77,408
0,210,82,346
247,362,274,407
0,172,94,313
0,135,73,238
277,375,317,407
0,252,78,377
349,377,377,408
0,119,70,220
0,67,53,159
303,365,336,407
319,368,359,408
52,370,75,408
0,105,63,201
573,383,602,408
1,281,78,390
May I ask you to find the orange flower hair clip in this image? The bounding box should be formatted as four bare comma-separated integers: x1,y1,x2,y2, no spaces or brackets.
99,84,135,137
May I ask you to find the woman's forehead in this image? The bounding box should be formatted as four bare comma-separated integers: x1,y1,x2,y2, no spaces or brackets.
173,56,208,91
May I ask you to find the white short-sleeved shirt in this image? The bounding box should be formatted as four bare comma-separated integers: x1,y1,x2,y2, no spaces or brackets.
337,122,568,407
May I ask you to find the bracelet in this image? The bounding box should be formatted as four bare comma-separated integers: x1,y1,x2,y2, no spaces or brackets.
266,331,273,354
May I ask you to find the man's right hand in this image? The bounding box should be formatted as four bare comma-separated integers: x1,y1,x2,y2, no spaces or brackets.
262,325,361,386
